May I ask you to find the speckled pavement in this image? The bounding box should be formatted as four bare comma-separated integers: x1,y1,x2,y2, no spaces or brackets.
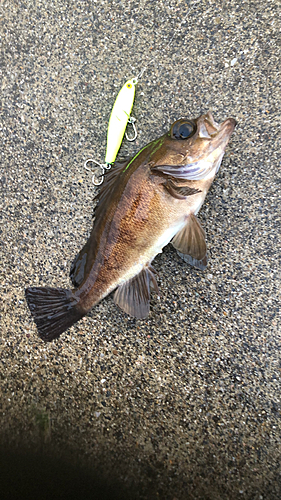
1,1,280,499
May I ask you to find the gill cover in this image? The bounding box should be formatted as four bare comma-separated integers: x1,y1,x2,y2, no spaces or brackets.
105,78,137,164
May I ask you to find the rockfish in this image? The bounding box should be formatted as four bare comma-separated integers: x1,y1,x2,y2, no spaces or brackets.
25,112,236,341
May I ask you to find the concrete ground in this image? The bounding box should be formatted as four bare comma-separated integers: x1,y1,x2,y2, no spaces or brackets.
1,0,280,498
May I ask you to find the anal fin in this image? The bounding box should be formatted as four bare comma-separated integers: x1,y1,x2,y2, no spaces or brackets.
172,214,208,270
114,266,159,319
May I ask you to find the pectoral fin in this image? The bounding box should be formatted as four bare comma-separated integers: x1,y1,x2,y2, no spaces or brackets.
163,179,201,200
172,214,208,270
114,266,159,319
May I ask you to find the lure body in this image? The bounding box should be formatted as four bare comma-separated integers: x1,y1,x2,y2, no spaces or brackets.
105,78,136,164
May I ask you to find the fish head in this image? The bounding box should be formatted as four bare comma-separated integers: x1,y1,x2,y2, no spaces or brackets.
153,112,237,180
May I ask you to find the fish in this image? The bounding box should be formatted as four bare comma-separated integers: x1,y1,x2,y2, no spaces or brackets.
25,111,236,342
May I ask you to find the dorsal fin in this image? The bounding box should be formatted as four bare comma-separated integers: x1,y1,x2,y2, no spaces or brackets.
69,238,92,288
93,158,132,222
70,158,131,288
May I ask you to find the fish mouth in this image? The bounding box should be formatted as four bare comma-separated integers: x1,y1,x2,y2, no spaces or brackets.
199,111,237,141
214,116,237,150
219,116,237,135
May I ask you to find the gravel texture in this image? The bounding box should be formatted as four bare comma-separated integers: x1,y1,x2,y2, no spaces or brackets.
1,0,280,499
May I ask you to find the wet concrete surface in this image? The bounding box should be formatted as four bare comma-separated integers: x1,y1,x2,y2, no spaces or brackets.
1,1,280,498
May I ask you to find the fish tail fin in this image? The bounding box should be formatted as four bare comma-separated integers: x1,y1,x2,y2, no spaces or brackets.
25,287,84,342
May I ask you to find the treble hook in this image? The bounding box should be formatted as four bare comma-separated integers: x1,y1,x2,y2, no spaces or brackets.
84,159,111,186
125,117,137,142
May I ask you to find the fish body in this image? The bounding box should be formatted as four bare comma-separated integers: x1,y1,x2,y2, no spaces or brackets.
26,112,236,341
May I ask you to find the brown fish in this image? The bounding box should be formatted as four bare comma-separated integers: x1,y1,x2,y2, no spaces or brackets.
25,112,236,341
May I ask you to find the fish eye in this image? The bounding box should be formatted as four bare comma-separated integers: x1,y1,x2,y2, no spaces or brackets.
171,120,196,140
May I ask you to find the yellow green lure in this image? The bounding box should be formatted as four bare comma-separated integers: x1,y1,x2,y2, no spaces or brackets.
105,78,137,165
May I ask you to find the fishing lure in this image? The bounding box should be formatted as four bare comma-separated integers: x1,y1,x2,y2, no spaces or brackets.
105,77,137,164
85,77,137,185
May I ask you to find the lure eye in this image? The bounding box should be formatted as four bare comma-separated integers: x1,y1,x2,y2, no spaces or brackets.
127,83,132,88
171,120,196,140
